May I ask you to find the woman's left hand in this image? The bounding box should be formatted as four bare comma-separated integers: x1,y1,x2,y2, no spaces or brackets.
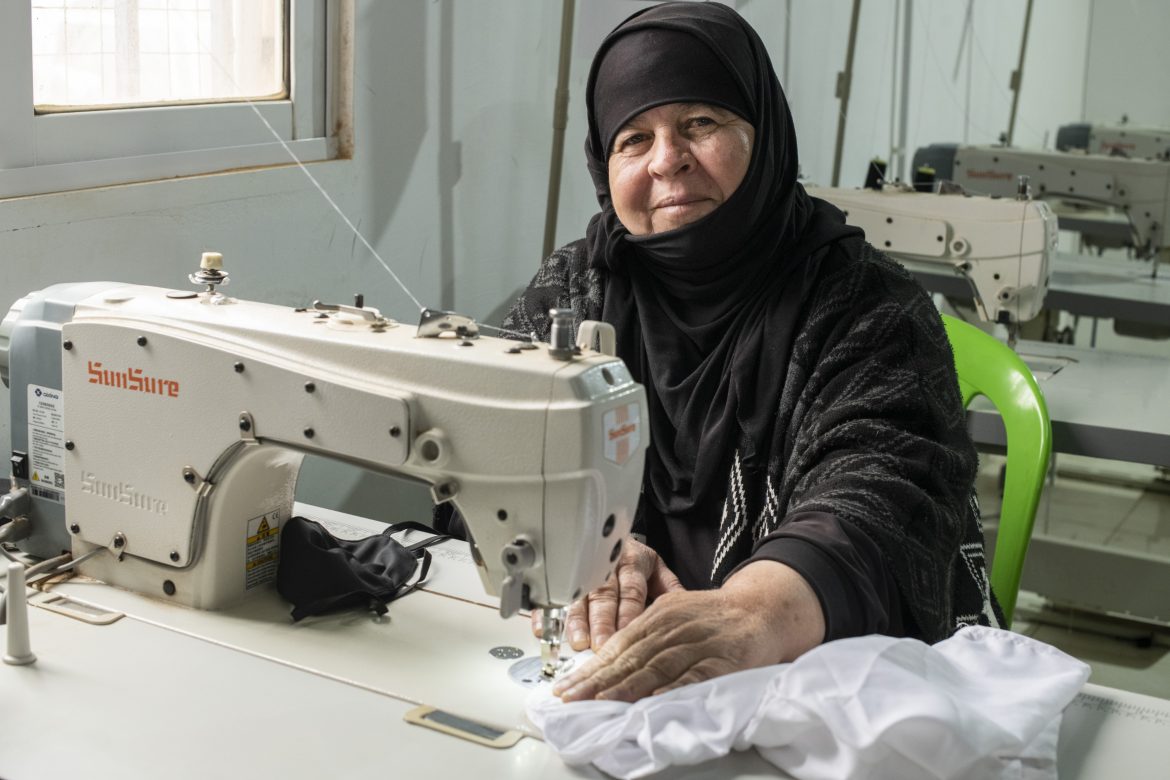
551,559,825,703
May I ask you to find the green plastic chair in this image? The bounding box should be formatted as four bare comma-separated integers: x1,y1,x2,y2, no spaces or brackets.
941,315,1052,627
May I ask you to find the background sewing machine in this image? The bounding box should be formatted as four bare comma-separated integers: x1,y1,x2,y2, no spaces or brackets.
806,183,1057,338
911,143,1170,273
0,257,647,673
1056,121,1170,161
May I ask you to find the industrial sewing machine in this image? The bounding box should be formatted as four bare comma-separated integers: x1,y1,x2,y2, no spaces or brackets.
0,254,647,675
1056,122,1170,161
806,184,1057,332
911,143,1170,269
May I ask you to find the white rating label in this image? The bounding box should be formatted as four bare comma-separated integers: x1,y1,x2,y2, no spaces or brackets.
27,385,66,503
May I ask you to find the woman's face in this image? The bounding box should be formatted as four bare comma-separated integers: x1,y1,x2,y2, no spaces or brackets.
607,102,754,236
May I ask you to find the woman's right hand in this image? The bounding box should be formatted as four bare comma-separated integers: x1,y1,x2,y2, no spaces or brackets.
531,537,684,651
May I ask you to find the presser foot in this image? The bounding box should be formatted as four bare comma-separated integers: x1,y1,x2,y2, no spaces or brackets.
539,606,566,679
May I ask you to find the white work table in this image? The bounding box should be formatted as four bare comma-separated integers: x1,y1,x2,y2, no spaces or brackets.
968,339,1170,466
903,251,1170,327
2,505,1169,779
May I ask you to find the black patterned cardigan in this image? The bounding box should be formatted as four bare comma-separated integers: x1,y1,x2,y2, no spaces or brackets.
501,238,1000,643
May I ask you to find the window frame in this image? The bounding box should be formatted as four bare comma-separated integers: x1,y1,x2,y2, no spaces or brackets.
0,0,338,199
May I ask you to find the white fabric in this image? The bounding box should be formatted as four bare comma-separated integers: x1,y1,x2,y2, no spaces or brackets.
526,627,1089,780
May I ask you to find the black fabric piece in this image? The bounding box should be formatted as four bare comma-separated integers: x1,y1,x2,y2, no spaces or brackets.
276,517,447,622
431,502,466,539
733,511,905,642
583,3,863,550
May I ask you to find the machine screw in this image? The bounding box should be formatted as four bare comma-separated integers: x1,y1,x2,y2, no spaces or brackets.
183,469,196,484
389,426,401,438
163,580,176,596
113,534,125,548
62,340,73,351
234,362,245,373
136,336,148,346
239,417,251,432
303,427,315,439
304,382,316,393
65,440,75,451
170,551,180,562
69,523,80,534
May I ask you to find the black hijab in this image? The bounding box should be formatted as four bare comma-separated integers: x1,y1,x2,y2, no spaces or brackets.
583,2,861,575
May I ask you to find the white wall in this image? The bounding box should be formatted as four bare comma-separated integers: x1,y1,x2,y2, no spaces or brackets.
1084,0,1170,127
0,0,1158,518
753,0,1092,187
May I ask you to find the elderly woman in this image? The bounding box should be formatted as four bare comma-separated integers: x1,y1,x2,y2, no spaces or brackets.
500,2,999,702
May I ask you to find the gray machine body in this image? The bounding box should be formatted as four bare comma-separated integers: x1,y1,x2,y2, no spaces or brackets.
0,283,121,558
911,143,959,186
1055,123,1092,153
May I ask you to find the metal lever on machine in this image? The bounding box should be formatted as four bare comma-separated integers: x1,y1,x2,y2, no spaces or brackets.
416,309,480,339
311,301,393,332
313,300,387,323
498,537,536,619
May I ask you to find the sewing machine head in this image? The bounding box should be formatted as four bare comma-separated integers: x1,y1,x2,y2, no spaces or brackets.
806,184,1057,327
912,142,1170,259
0,266,647,620
1056,122,1170,162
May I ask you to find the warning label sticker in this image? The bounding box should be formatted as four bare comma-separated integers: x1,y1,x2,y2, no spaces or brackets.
27,385,66,504
245,512,281,590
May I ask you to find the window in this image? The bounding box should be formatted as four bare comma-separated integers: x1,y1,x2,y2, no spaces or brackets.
32,0,284,110
0,0,338,198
